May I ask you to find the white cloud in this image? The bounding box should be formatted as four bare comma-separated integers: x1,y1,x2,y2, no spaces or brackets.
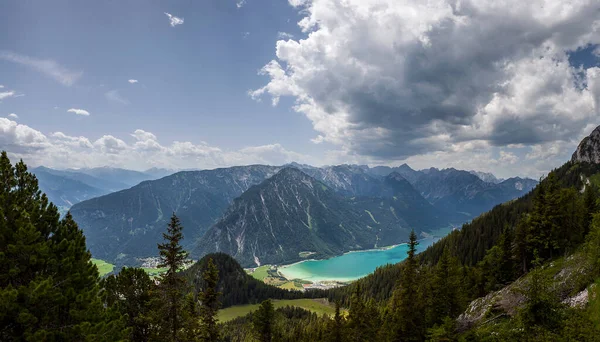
105,89,129,104
94,135,128,154
0,119,317,171
8,113,18,119
499,151,518,165
164,12,184,27
67,108,90,116
128,79,138,84
0,85,4,88
0,51,82,86
236,0,247,8
277,32,294,39
51,132,93,148
0,91,15,100
252,0,600,166
0,118,49,153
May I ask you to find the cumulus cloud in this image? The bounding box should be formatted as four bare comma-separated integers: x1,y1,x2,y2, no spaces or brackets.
8,113,18,119
67,108,90,116
0,51,82,86
164,12,184,27
0,119,316,171
128,79,138,84
0,118,49,153
252,0,600,165
105,89,129,104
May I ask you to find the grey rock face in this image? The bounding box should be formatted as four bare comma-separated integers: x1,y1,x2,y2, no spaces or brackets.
572,126,600,164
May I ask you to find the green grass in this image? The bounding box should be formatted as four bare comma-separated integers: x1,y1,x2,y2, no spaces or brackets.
247,265,271,281
279,281,301,290
91,258,114,277
142,267,168,277
218,298,338,322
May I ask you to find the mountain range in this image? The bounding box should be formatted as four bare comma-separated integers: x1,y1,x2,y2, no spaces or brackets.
192,168,453,266
66,162,536,266
30,166,173,209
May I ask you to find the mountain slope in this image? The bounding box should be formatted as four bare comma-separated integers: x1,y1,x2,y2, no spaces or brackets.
192,168,451,267
32,168,107,208
70,165,280,264
413,168,536,216
32,166,131,192
572,125,600,163
182,253,303,308
291,164,386,197
469,170,504,183
73,167,156,188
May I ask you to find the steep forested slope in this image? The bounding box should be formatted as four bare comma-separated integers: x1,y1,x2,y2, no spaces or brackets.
183,253,303,308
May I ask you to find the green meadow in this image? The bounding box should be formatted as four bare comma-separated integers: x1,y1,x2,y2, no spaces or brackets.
91,258,114,277
218,298,339,322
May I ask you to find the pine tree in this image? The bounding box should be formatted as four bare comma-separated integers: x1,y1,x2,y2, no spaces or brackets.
103,267,155,341
328,301,344,342
518,258,563,332
583,183,599,233
429,247,462,325
153,213,189,341
0,152,126,341
254,299,275,342
386,229,423,341
199,258,221,342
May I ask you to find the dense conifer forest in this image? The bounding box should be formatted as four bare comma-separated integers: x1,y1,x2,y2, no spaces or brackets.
2,151,600,341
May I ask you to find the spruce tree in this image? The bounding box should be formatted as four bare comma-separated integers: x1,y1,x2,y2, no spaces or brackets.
347,284,378,341
254,299,275,342
388,229,422,341
154,213,189,341
429,247,462,325
0,152,126,341
328,301,344,342
199,258,221,342
103,267,155,341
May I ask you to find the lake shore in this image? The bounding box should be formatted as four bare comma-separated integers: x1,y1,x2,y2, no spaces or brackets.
277,230,453,282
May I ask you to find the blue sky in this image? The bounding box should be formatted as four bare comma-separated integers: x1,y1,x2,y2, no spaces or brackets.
0,1,325,156
1,0,600,178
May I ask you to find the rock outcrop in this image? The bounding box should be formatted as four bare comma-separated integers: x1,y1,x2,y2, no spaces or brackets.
572,125,600,163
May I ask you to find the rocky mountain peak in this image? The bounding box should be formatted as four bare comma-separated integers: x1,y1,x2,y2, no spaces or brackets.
385,171,408,183
572,125,600,164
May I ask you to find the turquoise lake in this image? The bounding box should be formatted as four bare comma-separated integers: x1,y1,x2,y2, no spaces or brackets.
279,228,453,282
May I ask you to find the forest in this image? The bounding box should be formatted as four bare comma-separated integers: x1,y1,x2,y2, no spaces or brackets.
1,151,600,341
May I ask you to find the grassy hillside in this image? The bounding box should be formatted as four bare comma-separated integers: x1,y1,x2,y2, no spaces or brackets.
91,258,114,277
218,298,338,322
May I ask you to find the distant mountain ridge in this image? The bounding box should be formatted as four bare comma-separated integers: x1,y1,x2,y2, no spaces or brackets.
68,162,536,266
192,168,450,267
70,165,281,264
31,166,174,209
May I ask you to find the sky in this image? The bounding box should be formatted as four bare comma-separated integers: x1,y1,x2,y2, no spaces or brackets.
0,0,599,179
